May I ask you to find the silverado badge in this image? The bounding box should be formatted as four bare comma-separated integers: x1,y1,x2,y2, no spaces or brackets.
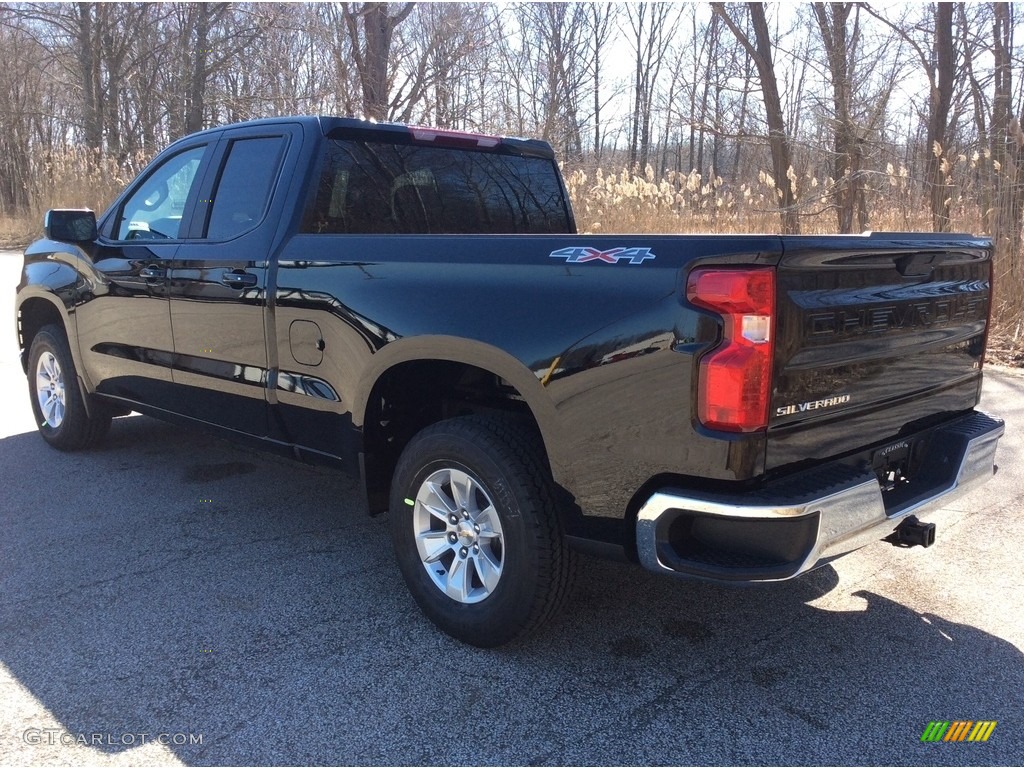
776,394,851,417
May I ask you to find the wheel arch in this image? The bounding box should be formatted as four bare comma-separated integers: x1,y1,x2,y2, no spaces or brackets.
16,290,103,421
355,336,571,514
16,292,74,374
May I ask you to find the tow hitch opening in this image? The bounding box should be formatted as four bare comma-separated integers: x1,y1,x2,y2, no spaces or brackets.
888,515,936,548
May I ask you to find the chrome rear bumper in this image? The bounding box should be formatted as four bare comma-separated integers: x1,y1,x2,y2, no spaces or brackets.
636,411,1004,582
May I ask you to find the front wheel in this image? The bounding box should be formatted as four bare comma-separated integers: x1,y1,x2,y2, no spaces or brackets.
27,325,110,450
389,416,574,647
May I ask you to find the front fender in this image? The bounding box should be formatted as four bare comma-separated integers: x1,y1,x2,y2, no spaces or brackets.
15,241,84,376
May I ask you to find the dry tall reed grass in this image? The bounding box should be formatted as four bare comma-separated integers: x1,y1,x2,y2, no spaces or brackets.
1,148,145,245
0,148,990,238
563,162,975,235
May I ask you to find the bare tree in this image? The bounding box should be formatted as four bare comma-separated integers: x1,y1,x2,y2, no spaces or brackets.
864,3,963,232
17,3,148,154
514,3,590,159
492,10,531,137
341,2,415,120
75,2,102,151
404,4,484,127
384,3,489,126
586,4,617,160
813,3,868,232
625,3,675,170
0,13,47,214
712,2,800,233
317,3,362,116
990,1,1024,291
928,2,955,232
695,12,722,177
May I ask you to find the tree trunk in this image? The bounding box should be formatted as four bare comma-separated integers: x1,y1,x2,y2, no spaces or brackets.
185,5,211,133
713,2,799,233
927,3,954,233
813,3,868,234
628,4,644,168
76,2,103,152
731,60,750,184
991,2,1023,300
343,2,415,121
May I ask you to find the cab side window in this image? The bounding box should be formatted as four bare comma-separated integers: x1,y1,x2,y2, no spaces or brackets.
204,136,286,240
116,145,206,241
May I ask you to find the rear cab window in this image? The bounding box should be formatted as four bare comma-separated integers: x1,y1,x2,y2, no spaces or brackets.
303,138,573,235
203,136,287,240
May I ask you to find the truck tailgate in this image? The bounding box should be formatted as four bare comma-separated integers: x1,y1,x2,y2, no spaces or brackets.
767,235,991,472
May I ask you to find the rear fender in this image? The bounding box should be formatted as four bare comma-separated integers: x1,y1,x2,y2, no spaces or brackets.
354,335,571,487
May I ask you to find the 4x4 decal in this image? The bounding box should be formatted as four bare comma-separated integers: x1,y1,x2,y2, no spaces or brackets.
549,246,655,265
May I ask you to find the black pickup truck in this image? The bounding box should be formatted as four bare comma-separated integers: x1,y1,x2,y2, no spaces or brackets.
17,116,1003,646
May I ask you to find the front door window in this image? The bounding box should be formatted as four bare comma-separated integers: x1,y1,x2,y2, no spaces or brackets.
116,146,206,240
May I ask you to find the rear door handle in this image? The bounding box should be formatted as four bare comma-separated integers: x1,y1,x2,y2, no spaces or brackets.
221,270,258,288
140,265,166,280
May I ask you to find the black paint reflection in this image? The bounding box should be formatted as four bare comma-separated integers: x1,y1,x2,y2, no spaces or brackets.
277,372,340,402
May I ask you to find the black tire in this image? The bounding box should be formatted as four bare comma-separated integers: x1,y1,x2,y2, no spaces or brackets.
27,324,111,451
389,415,575,647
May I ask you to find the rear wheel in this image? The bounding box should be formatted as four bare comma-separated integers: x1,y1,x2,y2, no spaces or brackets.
27,325,110,450
389,416,574,647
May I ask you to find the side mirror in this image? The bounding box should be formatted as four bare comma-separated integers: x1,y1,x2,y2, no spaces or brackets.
44,209,97,243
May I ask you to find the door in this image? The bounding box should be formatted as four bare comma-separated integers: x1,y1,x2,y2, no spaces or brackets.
78,142,213,409
166,128,295,435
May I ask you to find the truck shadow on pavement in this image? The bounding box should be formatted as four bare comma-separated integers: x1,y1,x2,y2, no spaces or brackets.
1,415,1020,766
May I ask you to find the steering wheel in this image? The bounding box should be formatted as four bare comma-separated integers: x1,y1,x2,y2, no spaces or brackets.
125,226,171,240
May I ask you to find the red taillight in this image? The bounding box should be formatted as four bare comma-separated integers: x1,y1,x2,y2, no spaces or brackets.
686,268,776,432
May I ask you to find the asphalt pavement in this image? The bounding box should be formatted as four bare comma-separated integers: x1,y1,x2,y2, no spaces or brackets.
0,249,1021,766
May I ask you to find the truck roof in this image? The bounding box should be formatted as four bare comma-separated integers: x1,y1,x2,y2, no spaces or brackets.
178,115,556,159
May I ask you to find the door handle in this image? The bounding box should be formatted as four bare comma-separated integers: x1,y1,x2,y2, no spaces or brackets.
221,270,258,288
140,266,166,280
